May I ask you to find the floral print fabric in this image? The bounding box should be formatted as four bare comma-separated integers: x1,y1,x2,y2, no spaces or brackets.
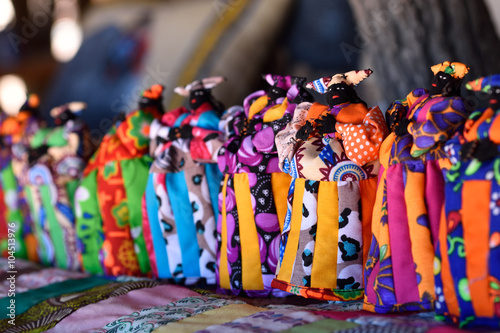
364,88,468,313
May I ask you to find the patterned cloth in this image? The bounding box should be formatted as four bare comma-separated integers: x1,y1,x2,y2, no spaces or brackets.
364,88,469,313
434,76,500,329
272,100,386,302
75,101,162,277
216,76,300,297
142,101,223,283
95,296,242,333
0,107,40,262
0,280,159,332
26,118,91,270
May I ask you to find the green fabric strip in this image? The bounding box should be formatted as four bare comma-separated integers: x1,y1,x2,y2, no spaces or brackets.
121,157,152,275
0,163,27,259
0,276,110,319
24,185,50,265
279,319,359,333
66,179,79,213
75,170,104,275
40,184,66,269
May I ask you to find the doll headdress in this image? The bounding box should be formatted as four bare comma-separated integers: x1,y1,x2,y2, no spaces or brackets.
50,101,87,118
465,74,500,93
262,74,292,89
20,93,40,112
174,76,226,96
430,61,469,79
305,69,373,94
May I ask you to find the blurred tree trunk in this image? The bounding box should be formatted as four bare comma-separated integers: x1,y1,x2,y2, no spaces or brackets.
347,0,500,109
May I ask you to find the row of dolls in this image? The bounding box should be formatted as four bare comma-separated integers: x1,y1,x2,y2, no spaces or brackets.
1,61,499,328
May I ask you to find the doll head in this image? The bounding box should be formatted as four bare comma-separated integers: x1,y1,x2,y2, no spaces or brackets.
174,76,225,111
139,84,165,113
262,74,292,103
430,61,469,96
305,69,372,107
50,101,86,126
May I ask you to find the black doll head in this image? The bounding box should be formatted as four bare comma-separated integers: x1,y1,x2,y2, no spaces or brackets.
50,101,86,126
139,84,165,114
261,74,291,104
305,69,372,107
174,76,226,112
325,82,366,107
429,61,469,97
430,71,462,97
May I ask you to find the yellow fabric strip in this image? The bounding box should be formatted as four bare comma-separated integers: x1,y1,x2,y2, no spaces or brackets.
277,178,306,283
263,98,288,122
271,172,292,232
153,303,267,333
234,173,264,290
218,174,231,289
248,95,269,120
311,181,338,288
168,0,250,110
404,172,434,300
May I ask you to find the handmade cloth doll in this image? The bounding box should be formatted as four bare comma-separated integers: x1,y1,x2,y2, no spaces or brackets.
216,75,310,297
26,102,93,270
364,61,470,313
434,74,500,328
142,77,225,284
272,70,387,301
75,85,164,276
0,95,42,261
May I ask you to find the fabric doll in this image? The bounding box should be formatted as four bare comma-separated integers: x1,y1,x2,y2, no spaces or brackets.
434,74,500,328
364,61,470,313
142,77,225,284
272,70,387,301
75,85,164,276
216,75,310,297
0,94,43,262
26,102,93,270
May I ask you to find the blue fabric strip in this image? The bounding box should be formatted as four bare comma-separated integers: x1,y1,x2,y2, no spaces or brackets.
197,110,220,130
145,173,171,278
174,113,189,127
204,163,222,225
166,171,201,277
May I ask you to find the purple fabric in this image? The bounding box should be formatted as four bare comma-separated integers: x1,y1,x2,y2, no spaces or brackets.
386,164,420,305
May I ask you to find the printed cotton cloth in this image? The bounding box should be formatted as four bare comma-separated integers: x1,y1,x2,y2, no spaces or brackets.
216,79,297,297
75,106,161,277
142,101,223,283
272,101,386,301
434,79,500,328
364,88,469,313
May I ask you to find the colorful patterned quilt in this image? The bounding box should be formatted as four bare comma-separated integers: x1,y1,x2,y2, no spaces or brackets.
0,258,472,333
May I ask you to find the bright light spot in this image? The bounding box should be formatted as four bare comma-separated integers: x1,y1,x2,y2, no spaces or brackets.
0,0,15,31
0,75,27,116
51,18,83,62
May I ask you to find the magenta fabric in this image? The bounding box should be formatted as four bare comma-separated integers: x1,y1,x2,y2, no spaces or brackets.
46,284,200,332
424,161,444,244
386,164,420,305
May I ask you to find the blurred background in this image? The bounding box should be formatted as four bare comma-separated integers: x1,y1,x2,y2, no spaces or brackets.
0,0,499,142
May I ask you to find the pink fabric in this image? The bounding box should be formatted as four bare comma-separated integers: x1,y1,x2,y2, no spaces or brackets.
425,160,445,246
365,256,381,305
386,164,420,304
46,284,200,333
